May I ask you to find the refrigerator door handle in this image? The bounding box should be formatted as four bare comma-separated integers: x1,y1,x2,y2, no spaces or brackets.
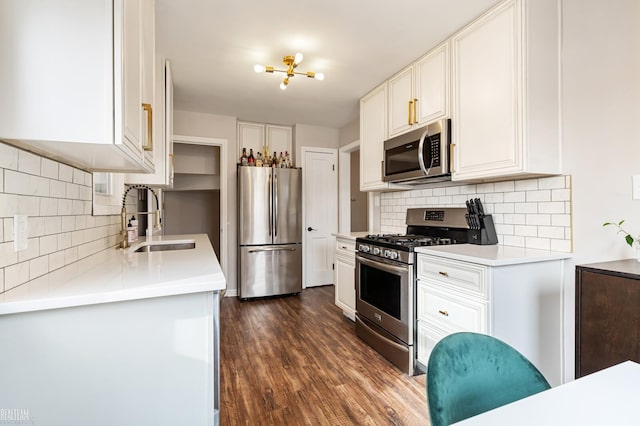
248,247,297,253
274,173,278,237
267,172,272,236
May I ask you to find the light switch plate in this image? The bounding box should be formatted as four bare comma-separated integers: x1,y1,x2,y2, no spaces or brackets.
633,175,640,200
13,215,28,252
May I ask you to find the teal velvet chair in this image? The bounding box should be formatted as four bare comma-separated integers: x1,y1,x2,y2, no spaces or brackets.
426,332,550,426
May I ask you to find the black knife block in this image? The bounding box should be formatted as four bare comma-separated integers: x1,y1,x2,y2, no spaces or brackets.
467,215,498,245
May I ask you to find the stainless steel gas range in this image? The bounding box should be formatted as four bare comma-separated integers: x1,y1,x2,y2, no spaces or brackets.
354,205,497,375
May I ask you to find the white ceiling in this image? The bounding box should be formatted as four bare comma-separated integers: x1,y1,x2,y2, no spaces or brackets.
155,0,500,129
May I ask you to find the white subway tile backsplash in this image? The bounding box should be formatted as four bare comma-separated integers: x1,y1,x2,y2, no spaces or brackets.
40,197,58,216
514,203,538,214
29,256,49,280
18,238,40,262
28,217,45,238
538,226,565,239
0,242,17,268
526,214,551,226
50,180,66,198
504,191,526,203
379,174,572,252
538,176,566,190
526,237,551,250
1,142,122,294
49,251,65,271
59,164,73,182
494,181,515,192
41,158,59,179
552,214,571,227
552,188,571,202
526,190,551,202
0,144,18,170
514,225,538,237
40,234,58,255
0,194,18,217
5,262,29,291
538,202,565,214
17,196,40,216
18,150,41,175
476,183,495,193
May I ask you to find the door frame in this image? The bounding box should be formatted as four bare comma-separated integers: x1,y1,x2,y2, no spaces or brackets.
171,134,229,284
301,146,338,289
338,140,359,233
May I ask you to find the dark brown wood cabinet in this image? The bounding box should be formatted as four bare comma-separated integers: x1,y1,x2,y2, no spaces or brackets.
575,260,640,378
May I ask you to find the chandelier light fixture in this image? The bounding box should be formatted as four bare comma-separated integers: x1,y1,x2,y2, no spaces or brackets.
254,53,325,91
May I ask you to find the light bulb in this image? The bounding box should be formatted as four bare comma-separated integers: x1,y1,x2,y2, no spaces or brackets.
294,52,303,65
280,82,288,91
315,72,325,81
254,64,266,73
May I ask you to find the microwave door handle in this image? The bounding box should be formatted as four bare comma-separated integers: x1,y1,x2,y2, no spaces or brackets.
417,129,433,175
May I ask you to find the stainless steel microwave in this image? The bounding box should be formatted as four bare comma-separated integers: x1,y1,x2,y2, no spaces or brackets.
382,119,451,185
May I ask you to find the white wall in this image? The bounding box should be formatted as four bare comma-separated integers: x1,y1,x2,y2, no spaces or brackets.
560,0,640,381
338,119,359,148
173,110,238,294
294,124,339,165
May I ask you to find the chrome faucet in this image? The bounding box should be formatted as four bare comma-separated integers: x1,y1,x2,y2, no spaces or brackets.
119,185,162,249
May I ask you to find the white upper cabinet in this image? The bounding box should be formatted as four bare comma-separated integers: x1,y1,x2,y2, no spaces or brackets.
360,83,390,191
237,122,292,164
126,59,174,187
0,0,155,173
388,41,450,138
451,0,561,181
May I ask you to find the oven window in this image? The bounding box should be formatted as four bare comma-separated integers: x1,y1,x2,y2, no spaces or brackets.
360,263,401,320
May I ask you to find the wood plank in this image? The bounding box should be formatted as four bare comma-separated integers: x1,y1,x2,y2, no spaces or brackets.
220,285,428,425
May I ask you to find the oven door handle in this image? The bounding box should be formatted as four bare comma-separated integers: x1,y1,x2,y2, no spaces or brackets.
357,255,408,275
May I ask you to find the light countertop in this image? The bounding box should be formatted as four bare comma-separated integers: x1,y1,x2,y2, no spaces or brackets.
0,234,226,316
415,244,572,266
332,231,369,241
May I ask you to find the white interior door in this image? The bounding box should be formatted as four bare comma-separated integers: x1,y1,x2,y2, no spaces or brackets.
303,148,338,288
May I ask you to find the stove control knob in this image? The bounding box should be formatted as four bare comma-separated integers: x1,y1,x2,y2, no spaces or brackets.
372,247,381,255
359,244,370,253
389,251,399,260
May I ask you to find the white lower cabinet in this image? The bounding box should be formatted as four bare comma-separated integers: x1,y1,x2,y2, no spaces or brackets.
416,252,564,386
334,237,356,320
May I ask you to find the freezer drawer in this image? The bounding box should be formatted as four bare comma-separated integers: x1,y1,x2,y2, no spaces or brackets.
239,244,302,299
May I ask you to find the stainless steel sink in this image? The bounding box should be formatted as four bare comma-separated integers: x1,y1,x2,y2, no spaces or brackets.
133,242,196,253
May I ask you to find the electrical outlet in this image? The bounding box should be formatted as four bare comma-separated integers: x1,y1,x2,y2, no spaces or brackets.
633,175,640,200
13,215,28,252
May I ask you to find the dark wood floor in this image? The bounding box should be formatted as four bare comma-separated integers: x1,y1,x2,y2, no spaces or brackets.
220,285,428,425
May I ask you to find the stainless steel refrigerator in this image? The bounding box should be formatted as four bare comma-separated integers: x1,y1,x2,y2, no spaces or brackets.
238,166,302,299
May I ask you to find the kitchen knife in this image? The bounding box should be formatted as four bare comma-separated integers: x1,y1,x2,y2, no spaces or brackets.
476,198,485,216
469,199,478,229
465,200,472,228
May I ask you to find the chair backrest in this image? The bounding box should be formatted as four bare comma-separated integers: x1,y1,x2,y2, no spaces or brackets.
426,332,550,426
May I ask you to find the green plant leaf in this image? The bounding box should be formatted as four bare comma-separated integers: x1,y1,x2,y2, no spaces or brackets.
625,234,634,247
619,220,626,225
603,222,612,226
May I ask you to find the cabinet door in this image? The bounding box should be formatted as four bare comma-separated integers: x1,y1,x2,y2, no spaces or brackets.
387,66,414,137
576,269,640,378
334,254,356,319
359,83,389,191
415,42,449,125
121,0,144,160
140,0,155,170
452,0,521,180
237,122,265,159
266,125,293,162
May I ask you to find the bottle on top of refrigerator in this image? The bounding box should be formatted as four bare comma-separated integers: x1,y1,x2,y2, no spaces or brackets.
248,149,256,166
240,148,248,166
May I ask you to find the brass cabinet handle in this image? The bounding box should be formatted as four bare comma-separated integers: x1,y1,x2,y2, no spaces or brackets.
438,271,449,277
438,310,449,317
408,100,413,126
449,143,456,173
341,245,348,250
142,103,153,151
413,98,418,124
